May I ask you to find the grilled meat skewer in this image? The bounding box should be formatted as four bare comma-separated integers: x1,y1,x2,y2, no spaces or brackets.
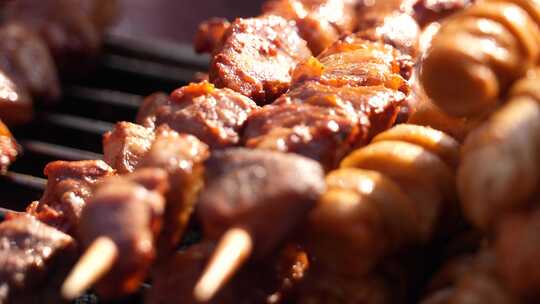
193,148,325,302
62,168,168,300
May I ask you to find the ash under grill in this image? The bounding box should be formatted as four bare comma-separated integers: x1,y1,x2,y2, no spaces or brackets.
0,33,208,218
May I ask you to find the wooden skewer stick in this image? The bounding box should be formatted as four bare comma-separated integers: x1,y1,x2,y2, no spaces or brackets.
61,236,118,300
194,228,253,302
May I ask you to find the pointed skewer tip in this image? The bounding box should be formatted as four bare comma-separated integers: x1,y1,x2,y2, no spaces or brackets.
61,236,118,300
193,228,253,302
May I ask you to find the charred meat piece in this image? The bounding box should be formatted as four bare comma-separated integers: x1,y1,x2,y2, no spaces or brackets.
244,103,363,171
311,37,413,87
198,148,325,256
0,120,19,173
244,37,410,170
0,69,33,125
262,0,358,55
276,81,407,137
137,82,258,149
194,18,231,54
26,160,115,235
209,15,311,104
0,23,60,103
138,125,209,256
413,0,473,27
76,168,168,299
4,0,101,71
0,215,77,304
103,122,155,174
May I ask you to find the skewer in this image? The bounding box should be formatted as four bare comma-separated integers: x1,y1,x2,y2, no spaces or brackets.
193,228,253,302
61,236,118,300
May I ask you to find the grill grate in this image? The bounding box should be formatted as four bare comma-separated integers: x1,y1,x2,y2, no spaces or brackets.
1,34,207,212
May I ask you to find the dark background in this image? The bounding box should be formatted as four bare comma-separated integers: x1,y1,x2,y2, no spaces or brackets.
111,0,265,43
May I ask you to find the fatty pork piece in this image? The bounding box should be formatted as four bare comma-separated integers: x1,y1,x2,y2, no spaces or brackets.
0,70,33,125
77,168,167,299
209,15,311,104
0,120,19,173
137,82,258,149
0,215,77,304
103,121,155,174
138,125,209,255
198,148,325,258
262,0,358,55
26,160,115,235
3,0,101,70
0,23,60,103
147,242,309,304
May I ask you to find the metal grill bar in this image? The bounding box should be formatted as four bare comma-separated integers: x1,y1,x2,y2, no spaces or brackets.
64,86,142,109
2,33,204,209
2,172,47,191
42,113,114,135
104,33,210,69
21,140,103,161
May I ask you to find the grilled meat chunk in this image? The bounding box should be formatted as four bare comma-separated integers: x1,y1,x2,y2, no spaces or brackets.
244,103,363,171
0,70,33,125
78,168,168,299
103,122,155,174
209,15,311,104
3,0,102,71
139,125,209,255
0,215,76,304
0,23,60,103
198,148,325,257
244,37,409,170
137,82,258,149
262,0,358,55
0,120,19,173
26,160,115,235
194,18,231,54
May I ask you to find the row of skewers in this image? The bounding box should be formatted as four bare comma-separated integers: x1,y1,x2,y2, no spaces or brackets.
3,0,540,303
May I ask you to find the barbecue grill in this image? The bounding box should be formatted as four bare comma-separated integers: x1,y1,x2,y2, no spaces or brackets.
0,34,208,304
